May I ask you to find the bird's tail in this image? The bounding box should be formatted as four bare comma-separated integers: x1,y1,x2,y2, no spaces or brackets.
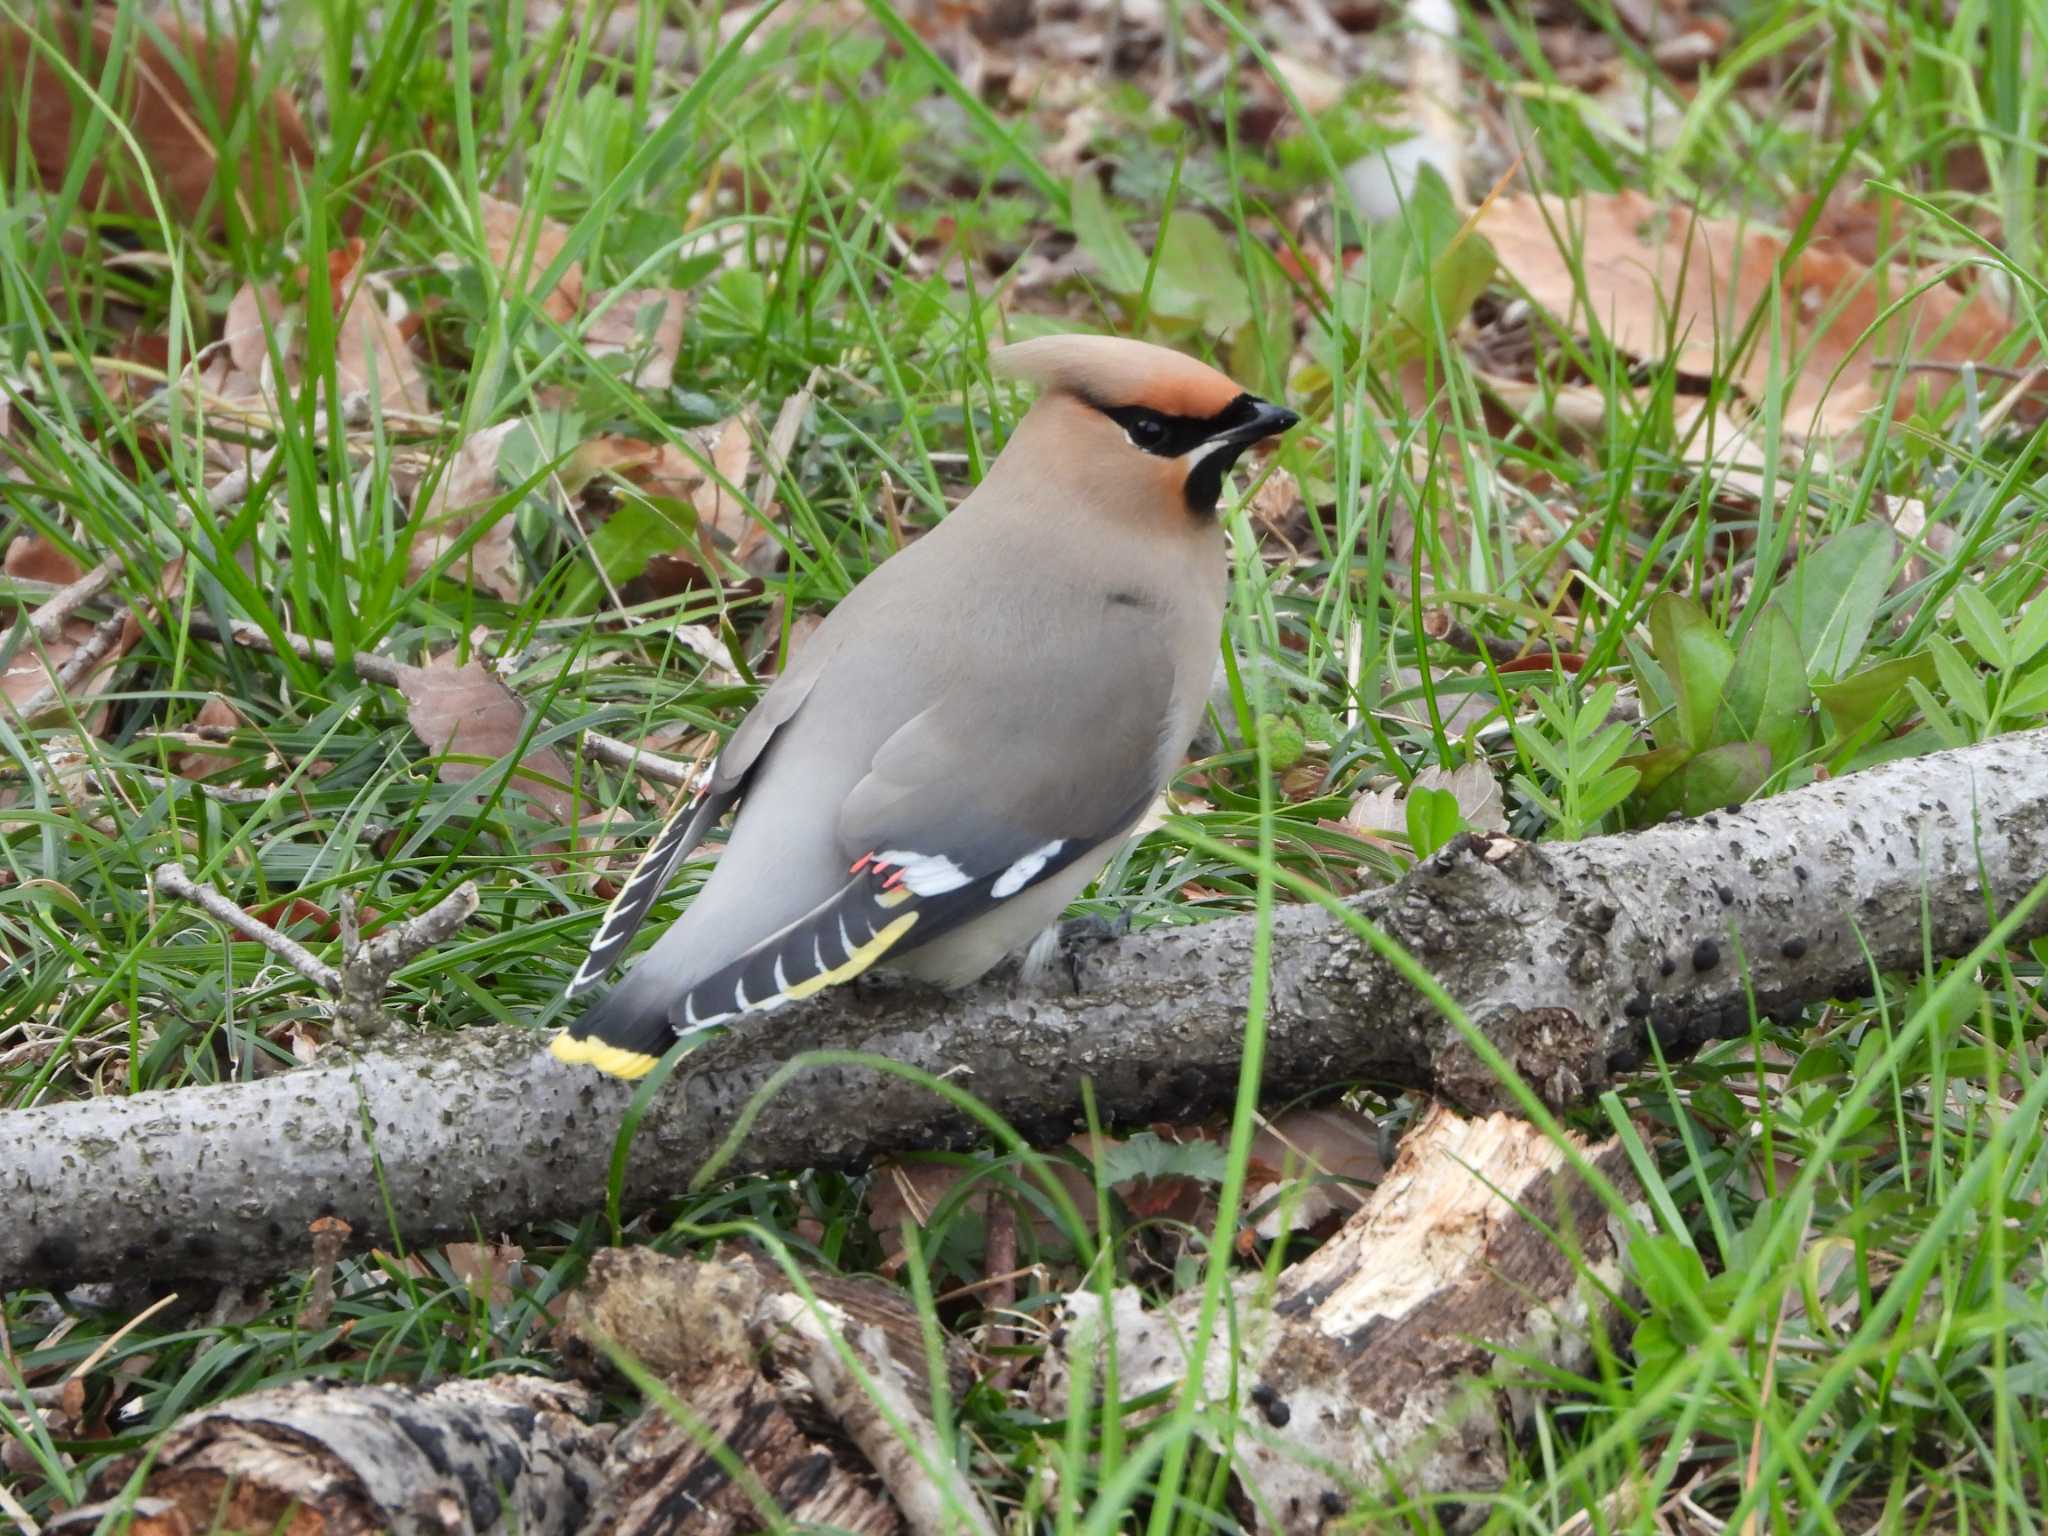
548,865,933,1080
547,973,682,1079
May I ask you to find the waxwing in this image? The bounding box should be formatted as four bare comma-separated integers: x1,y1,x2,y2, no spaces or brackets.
551,334,1298,1077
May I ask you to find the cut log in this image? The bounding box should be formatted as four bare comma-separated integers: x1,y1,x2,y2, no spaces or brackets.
43,1377,606,1536
4,728,2046,1290
1034,1107,1644,1532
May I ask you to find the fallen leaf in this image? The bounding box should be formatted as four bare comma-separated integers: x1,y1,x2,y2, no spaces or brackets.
0,6,312,234
335,280,428,417
582,418,765,568
408,419,539,601
478,193,582,323
584,288,686,390
563,433,663,493
1243,1106,1386,1241
395,649,580,826
1346,761,1507,841
444,1240,527,1308
696,412,756,550
1480,190,2024,438
4,534,84,586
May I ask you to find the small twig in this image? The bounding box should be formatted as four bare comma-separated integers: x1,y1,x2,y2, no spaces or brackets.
10,609,132,723
186,614,702,787
152,864,479,1041
26,560,120,645
331,885,480,1042
10,452,276,722
576,727,700,787
1420,607,1532,666
58,1290,181,1388
153,864,342,991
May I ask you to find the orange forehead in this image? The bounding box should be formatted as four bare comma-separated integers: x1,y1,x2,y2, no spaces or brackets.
992,334,1249,418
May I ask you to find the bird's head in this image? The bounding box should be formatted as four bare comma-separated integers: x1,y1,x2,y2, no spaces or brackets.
992,335,1299,517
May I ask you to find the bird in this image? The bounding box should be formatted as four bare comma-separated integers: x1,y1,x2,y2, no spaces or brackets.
549,334,1299,1078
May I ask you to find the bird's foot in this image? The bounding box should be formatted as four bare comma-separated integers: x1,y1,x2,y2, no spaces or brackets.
1017,910,1130,994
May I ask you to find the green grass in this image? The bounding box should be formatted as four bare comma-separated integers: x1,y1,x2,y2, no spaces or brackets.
5,0,2048,1528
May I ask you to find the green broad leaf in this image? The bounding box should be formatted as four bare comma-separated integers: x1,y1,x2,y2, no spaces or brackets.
561,495,696,615
2008,588,2048,669
1620,742,1694,803
1579,765,1641,824
1153,212,1253,333
1070,172,1151,296
1714,603,1810,767
1787,524,1896,679
1649,594,1735,751
1950,584,2011,670
1405,785,1465,859
2002,666,2048,718
1628,636,1681,749
1926,634,1989,726
1370,169,1496,371
1813,651,1937,737
1630,1315,1683,1382
1636,741,1772,822
1629,1233,1709,1324
1092,1131,1231,1190
1832,722,1947,774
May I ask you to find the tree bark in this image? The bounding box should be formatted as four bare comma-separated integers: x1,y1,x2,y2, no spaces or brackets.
43,1377,606,1536
5,729,2047,1292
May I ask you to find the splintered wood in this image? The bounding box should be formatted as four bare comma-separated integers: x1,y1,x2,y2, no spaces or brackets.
1035,1108,1644,1531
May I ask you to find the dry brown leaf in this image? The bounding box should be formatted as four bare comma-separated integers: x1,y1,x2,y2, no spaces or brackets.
395,650,580,826
1480,190,2023,438
444,1241,528,1308
408,420,536,601
4,533,84,586
223,280,284,375
335,281,427,417
0,6,312,234
584,289,685,390
564,433,662,493
1243,1106,1385,1241
698,413,760,557
2,557,180,729
478,193,582,323
1346,761,1507,843
586,418,765,562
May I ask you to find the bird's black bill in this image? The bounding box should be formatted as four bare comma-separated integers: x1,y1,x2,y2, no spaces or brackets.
1213,397,1300,448
1184,395,1299,513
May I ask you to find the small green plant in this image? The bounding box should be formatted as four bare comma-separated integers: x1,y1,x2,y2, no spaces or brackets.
1404,783,1466,858
1511,678,1640,839
1911,580,2048,746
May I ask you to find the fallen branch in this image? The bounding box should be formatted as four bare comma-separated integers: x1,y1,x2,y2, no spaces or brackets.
151,865,479,1041
5,729,2047,1290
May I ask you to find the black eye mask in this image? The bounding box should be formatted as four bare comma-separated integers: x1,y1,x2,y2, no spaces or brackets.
1095,393,1299,514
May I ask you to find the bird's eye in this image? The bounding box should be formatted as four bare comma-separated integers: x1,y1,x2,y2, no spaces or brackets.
1126,413,1167,450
